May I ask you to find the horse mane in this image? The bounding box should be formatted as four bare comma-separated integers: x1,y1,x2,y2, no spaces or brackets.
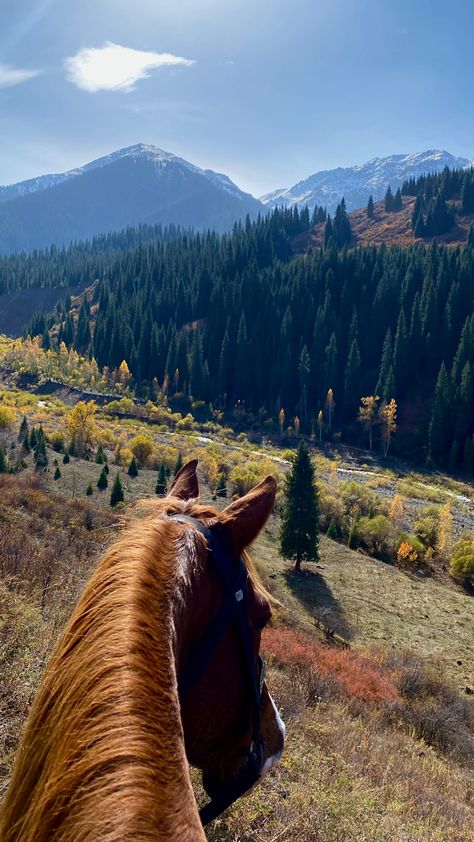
0,496,270,841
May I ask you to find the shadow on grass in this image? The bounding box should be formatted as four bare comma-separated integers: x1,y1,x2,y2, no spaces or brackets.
283,566,354,642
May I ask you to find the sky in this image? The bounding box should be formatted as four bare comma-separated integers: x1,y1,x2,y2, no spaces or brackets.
1,0,474,196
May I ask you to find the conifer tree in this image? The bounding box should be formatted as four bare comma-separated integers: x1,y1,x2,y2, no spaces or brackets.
429,362,452,462
95,444,106,464
128,456,139,477
110,473,125,507
97,467,108,490
0,446,8,473
174,452,183,476
22,430,30,454
86,483,93,496
279,440,319,573
216,472,227,497
54,466,61,480
393,188,403,211
384,185,394,212
63,450,70,464
367,195,374,219
155,462,167,495
34,428,48,469
18,415,28,442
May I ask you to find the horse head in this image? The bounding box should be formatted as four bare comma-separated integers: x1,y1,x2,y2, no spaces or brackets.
167,460,285,814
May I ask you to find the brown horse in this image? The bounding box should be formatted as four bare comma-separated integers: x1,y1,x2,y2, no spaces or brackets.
0,460,285,841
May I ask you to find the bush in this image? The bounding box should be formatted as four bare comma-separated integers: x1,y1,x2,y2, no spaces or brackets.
414,506,440,550
340,481,384,519
129,435,153,466
48,430,65,453
263,627,398,704
354,515,395,559
450,537,474,587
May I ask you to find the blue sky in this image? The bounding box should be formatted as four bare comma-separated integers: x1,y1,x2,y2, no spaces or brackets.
1,0,473,196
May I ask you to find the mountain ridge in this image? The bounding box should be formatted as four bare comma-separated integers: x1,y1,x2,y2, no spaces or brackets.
0,144,263,253
261,150,474,215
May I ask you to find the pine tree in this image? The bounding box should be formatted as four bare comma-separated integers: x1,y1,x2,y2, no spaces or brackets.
22,430,30,454
155,462,167,495
110,473,125,507
279,440,319,573
429,362,452,462
86,483,93,496
63,450,70,464
18,415,28,442
174,452,183,476
216,472,227,497
34,428,48,469
0,446,8,473
128,456,139,477
97,467,108,490
95,444,106,464
384,185,394,212
54,466,61,480
393,188,403,211
367,195,374,219
414,210,426,238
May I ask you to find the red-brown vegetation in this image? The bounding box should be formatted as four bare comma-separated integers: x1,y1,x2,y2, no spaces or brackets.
262,627,399,703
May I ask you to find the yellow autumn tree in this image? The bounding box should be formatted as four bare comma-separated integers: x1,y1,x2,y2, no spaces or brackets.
380,399,397,457
130,434,154,466
325,388,335,432
66,401,97,455
389,493,405,528
437,503,453,560
317,410,324,443
358,395,380,450
116,360,132,391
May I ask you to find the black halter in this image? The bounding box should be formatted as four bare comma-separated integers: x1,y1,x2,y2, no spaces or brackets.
170,514,266,827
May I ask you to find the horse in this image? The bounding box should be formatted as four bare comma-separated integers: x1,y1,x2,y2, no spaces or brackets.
0,459,285,841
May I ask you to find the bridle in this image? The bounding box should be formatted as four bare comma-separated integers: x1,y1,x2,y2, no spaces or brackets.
170,514,266,827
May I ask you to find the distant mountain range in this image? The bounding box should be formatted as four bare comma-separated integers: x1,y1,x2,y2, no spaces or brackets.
0,144,263,254
0,145,473,255
260,150,474,215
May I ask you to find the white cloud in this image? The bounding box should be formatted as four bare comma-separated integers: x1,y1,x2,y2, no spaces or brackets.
0,63,41,89
65,43,195,93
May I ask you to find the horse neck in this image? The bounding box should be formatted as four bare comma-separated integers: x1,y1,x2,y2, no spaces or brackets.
0,518,206,842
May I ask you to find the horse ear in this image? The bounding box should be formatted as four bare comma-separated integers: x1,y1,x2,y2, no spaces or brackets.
217,475,276,557
168,459,199,501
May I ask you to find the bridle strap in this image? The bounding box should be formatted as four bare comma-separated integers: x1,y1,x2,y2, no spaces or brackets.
170,514,265,826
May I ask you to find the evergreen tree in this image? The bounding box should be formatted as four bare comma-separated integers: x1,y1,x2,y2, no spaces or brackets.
174,452,183,476
413,210,426,238
54,466,61,480
110,473,125,507
393,188,403,211
367,195,374,219
216,472,227,497
155,462,167,495
384,185,394,212
18,415,28,441
22,430,30,454
95,444,106,464
34,428,48,469
279,440,319,573
97,467,108,490
86,482,93,496
63,450,70,464
128,456,139,477
0,446,8,473
429,362,452,462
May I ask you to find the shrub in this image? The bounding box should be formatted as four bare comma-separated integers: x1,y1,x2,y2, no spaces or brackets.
449,537,474,587
129,435,153,466
354,515,395,559
48,430,65,453
263,628,398,704
340,481,383,519
414,506,440,550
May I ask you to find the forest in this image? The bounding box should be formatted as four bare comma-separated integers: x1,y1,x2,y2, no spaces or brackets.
6,167,474,473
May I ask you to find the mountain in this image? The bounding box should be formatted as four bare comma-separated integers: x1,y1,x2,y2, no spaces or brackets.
0,144,264,253
260,150,473,215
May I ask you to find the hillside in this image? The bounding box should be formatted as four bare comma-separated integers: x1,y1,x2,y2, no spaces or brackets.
261,149,473,214
297,194,474,249
0,383,473,841
0,144,263,253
